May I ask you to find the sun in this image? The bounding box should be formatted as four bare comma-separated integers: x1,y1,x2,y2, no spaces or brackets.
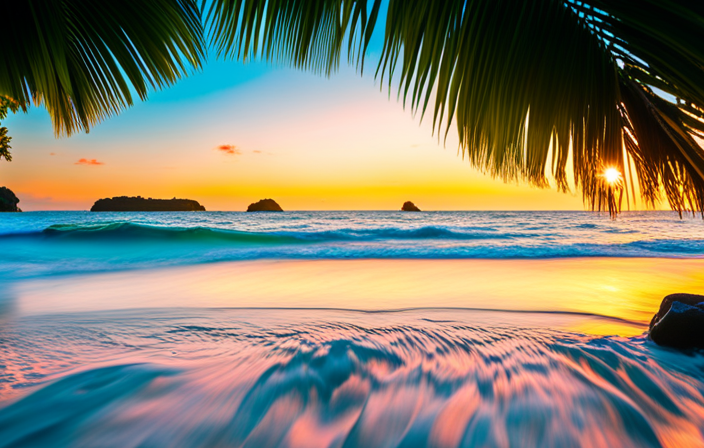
604,167,621,184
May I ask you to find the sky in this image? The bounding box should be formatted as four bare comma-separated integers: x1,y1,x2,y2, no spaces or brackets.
0,57,596,212
17,5,671,216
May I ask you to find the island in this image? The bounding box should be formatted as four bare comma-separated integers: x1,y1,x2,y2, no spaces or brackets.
0,186,21,212
247,198,283,212
91,196,206,212
401,201,421,212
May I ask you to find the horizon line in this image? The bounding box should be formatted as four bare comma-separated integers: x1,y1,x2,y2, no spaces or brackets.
12,209,676,213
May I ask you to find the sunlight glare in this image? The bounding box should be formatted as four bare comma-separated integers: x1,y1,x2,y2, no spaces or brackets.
604,168,621,184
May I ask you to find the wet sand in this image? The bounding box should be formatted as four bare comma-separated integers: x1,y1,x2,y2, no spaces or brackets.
7,257,704,336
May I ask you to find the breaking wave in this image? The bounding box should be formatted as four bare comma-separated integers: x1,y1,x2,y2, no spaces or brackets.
2,222,537,242
0,214,703,279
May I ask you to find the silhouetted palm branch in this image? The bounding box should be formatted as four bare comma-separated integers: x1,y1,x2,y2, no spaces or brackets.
207,0,704,214
0,98,15,162
0,0,205,136
2,1,703,215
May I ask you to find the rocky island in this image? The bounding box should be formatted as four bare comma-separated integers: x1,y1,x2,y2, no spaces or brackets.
247,198,283,212
91,196,206,212
0,186,21,212
401,201,421,212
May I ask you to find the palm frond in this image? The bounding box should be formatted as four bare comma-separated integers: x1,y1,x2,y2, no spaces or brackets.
4,0,703,214
207,0,704,214
620,79,704,214
205,0,379,75
0,0,205,136
572,1,704,213
0,98,15,162
376,0,625,212
376,0,704,214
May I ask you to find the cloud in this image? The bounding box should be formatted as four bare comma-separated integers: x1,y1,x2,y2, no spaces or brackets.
253,150,262,154
50,152,56,156
217,144,241,155
75,158,104,166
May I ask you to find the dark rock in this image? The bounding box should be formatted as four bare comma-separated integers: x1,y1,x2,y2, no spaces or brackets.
0,186,21,212
401,201,421,212
649,293,704,349
247,199,283,212
91,196,205,212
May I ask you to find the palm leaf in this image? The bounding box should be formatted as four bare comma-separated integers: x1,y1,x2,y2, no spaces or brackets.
205,0,379,75
207,0,704,214
4,0,703,214
0,98,15,162
0,0,205,136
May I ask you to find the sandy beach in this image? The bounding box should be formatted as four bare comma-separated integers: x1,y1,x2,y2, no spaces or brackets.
9,257,704,337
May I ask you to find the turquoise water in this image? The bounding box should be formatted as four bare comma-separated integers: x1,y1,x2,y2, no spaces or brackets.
1,211,704,447
1,211,703,279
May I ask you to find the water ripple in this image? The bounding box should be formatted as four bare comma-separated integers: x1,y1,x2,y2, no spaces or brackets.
1,310,703,447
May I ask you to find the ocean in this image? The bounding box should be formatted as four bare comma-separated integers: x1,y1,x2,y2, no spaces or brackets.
1,211,704,447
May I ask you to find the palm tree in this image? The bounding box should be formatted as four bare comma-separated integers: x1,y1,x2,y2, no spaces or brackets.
2,1,703,215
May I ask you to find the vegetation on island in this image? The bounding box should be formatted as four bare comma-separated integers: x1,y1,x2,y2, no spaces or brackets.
1,1,703,215
91,196,206,212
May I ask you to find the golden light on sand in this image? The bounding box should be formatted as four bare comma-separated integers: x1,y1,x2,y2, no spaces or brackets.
12,258,704,337
604,167,621,184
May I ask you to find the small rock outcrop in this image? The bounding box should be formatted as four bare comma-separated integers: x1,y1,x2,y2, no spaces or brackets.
91,196,205,212
0,187,21,212
247,199,283,212
649,293,704,349
401,201,421,212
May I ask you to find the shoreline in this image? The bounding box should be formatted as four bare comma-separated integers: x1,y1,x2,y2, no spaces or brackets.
7,257,704,336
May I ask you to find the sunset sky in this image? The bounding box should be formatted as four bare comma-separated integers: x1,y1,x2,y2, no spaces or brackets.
0,53,625,211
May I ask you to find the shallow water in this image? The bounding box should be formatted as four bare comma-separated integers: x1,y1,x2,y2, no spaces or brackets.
2,309,704,447
2,211,704,447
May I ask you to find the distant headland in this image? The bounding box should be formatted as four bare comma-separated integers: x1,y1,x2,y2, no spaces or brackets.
247,199,283,212
0,187,21,212
401,201,421,212
91,196,206,212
